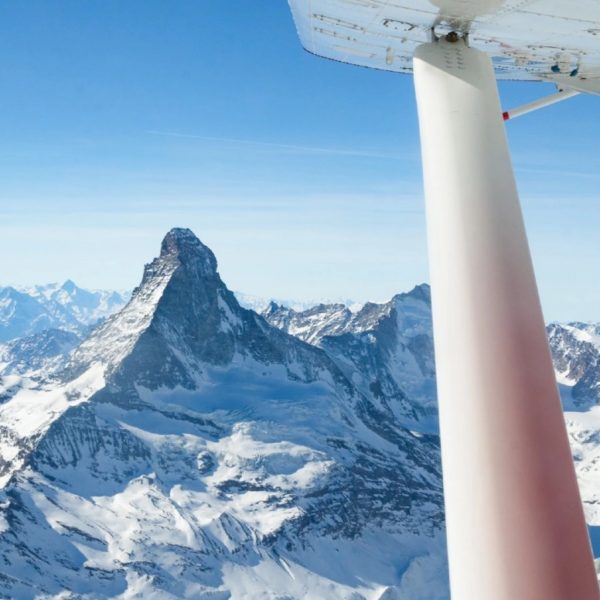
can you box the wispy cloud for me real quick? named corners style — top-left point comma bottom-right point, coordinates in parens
top-left (146, 130), bottom-right (407, 160)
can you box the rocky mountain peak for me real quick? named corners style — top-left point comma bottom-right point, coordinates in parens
top-left (404, 283), bottom-right (431, 304)
top-left (159, 227), bottom-right (218, 277)
top-left (72, 229), bottom-right (341, 386)
top-left (263, 300), bottom-right (280, 314)
top-left (60, 279), bottom-right (78, 294)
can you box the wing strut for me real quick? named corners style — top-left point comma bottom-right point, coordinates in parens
top-left (503, 87), bottom-right (580, 121)
top-left (413, 38), bottom-right (599, 599)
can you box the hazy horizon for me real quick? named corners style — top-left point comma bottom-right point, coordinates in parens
top-left (2, 2), bottom-right (599, 322)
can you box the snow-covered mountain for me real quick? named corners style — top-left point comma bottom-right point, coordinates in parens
top-left (0, 329), bottom-right (81, 376)
top-left (26, 281), bottom-right (129, 327)
top-left (547, 322), bottom-right (600, 551)
top-left (264, 299), bottom-right (600, 566)
top-left (549, 322), bottom-right (600, 410)
top-left (0, 281), bottom-right (128, 343)
top-left (0, 287), bottom-right (65, 343)
top-left (234, 291), bottom-right (362, 315)
top-left (263, 285), bottom-right (438, 430)
top-left (0, 229), bottom-right (447, 599)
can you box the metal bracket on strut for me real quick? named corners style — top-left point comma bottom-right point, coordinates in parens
top-left (430, 21), bottom-right (470, 45)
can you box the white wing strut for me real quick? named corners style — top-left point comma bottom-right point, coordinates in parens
top-left (503, 88), bottom-right (581, 121)
top-left (414, 39), bottom-right (598, 599)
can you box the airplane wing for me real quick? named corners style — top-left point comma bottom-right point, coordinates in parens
top-left (288, 0), bottom-right (600, 93)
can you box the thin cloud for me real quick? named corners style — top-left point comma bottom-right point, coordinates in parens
top-left (146, 130), bottom-right (407, 160)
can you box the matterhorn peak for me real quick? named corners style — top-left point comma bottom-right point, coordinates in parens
top-left (74, 228), bottom-right (265, 375)
top-left (159, 227), bottom-right (218, 277)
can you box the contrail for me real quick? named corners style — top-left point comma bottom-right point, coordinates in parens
top-left (146, 130), bottom-right (404, 160)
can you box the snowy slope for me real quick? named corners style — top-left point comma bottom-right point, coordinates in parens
top-left (0, 229), bottom-right (447, 600)
top-left (565, 406), bottom-right (600, 525)
top-left (0, 329), bottom-right (81, 376)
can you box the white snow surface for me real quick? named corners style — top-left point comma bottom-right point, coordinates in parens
top-left (566, 405), bottom-right (600, 525)
top-left (0, 363), bottom-right (105, 487)
top-left (72, 261), bottom-right (177, 370)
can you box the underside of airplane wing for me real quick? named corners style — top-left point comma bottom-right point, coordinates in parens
top-left (288, 0), bottom-right (600, 94)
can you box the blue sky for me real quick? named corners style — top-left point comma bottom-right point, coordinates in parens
top-left (1, 1), bottom-right (599, 321)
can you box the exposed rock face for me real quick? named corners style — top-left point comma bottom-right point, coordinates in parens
top-left (263, 301), bottom-right (355, 346)
top-left (0, 229), bottom-right (447, 600)
top-left (548, 322), bottom-right (600, 409)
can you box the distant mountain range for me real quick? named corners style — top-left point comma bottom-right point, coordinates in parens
top-left (0, 228), bottom-right (597, 599)
top-left (234, 291), bottom-right (364, 315)
top-left (0, 281), bottom-right (129, 343)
